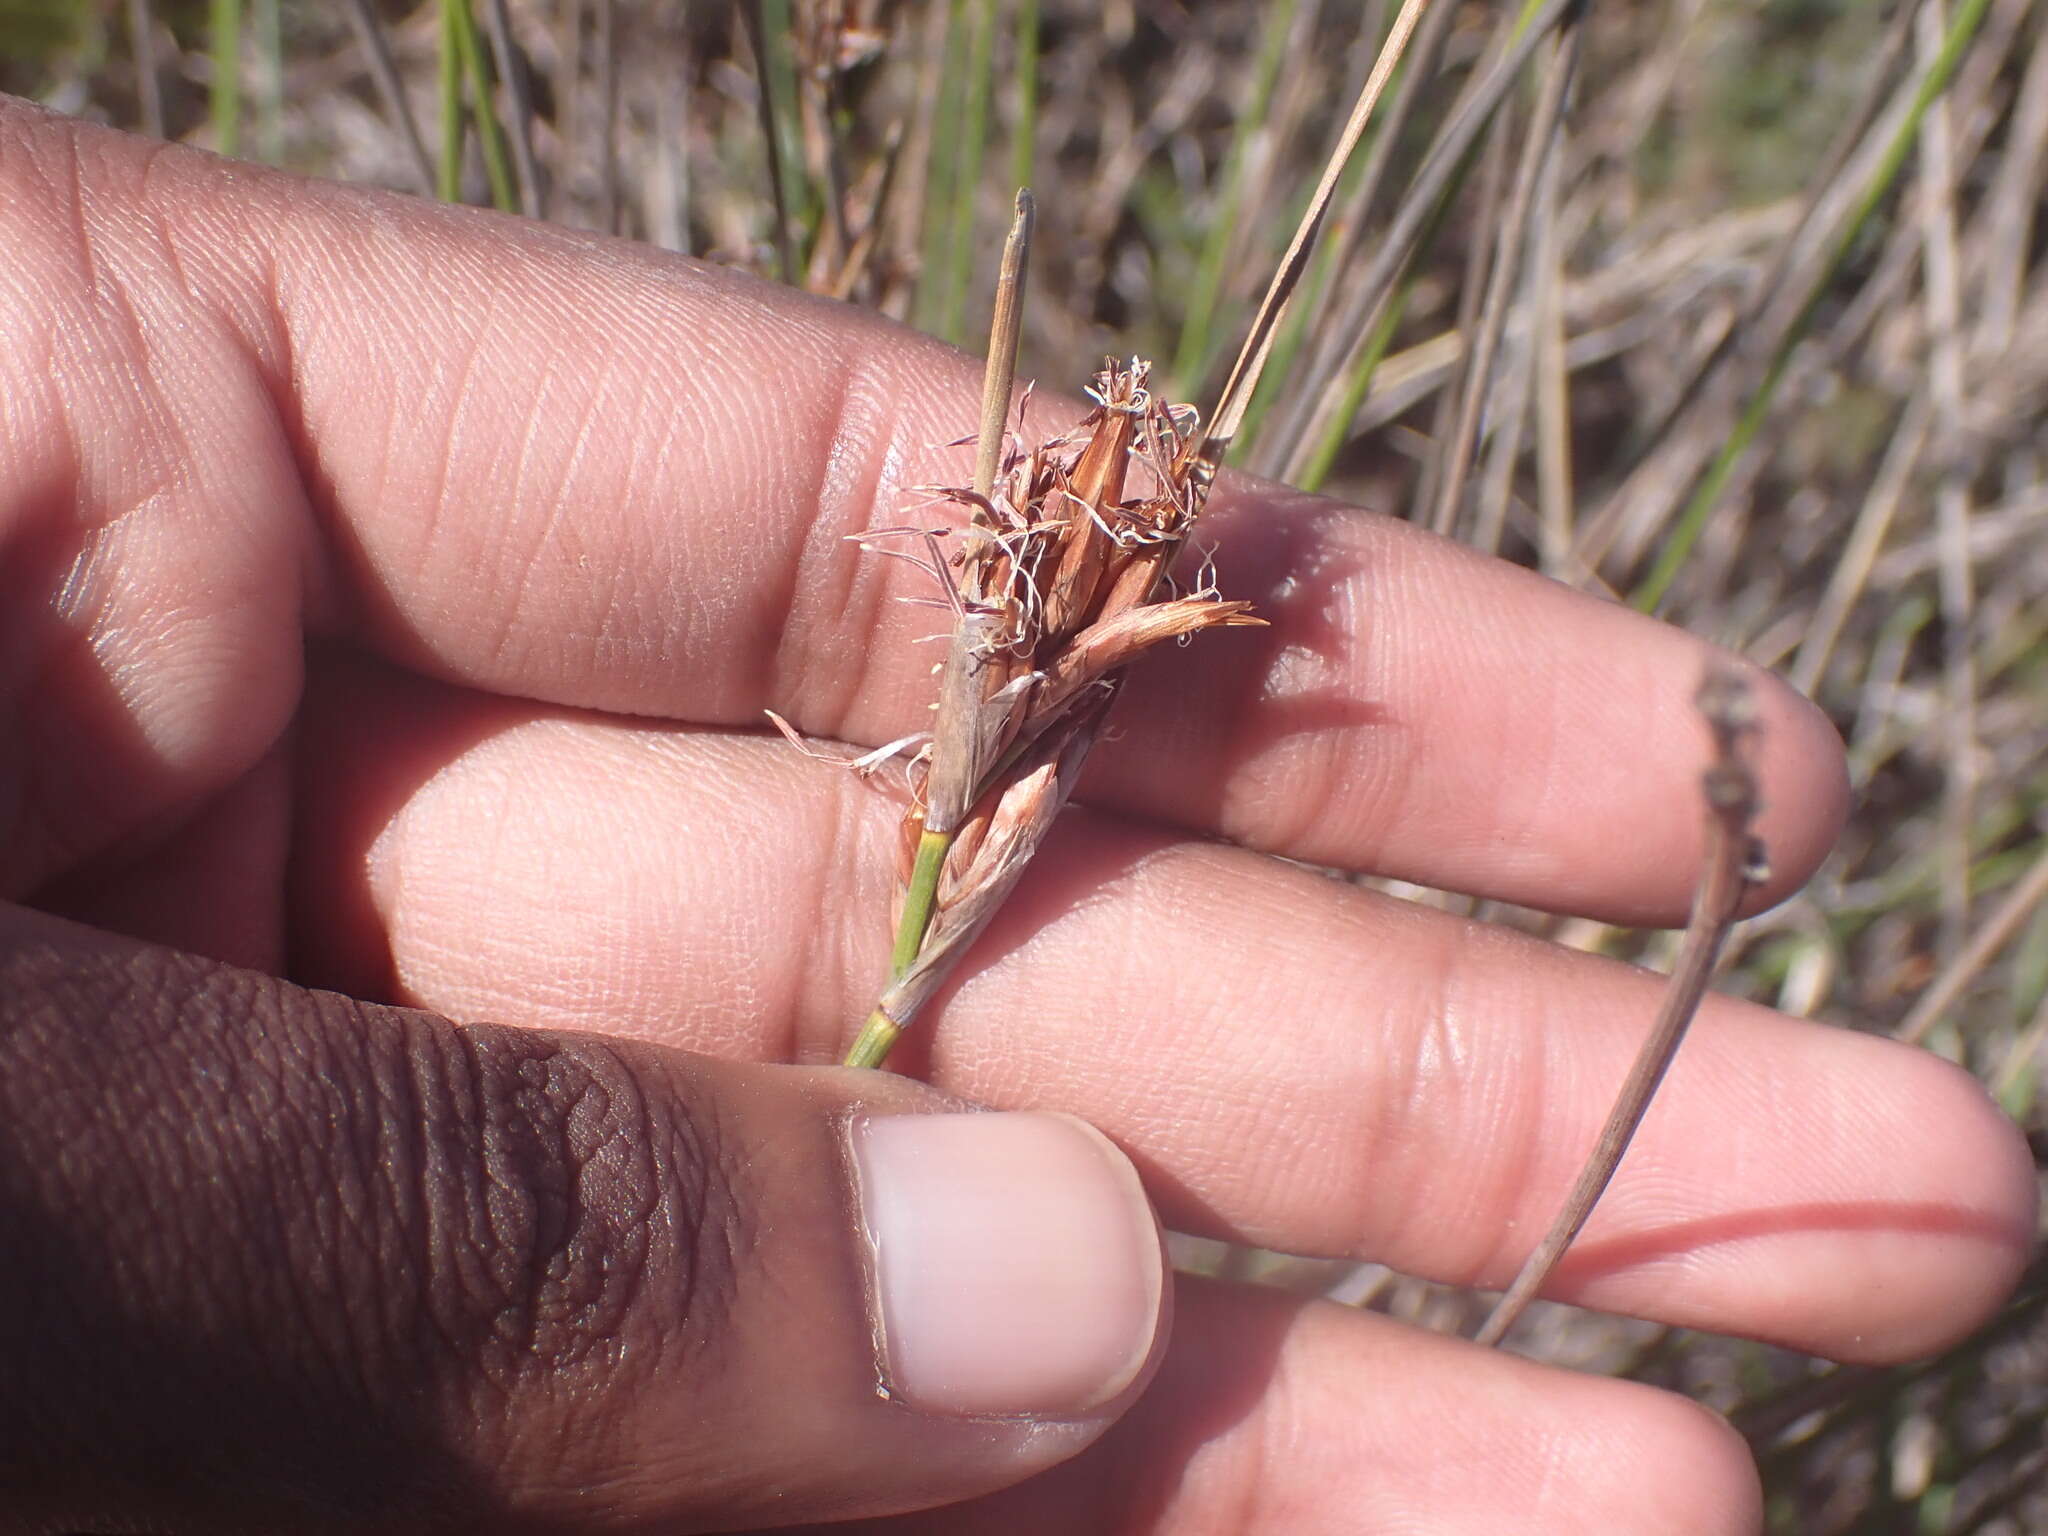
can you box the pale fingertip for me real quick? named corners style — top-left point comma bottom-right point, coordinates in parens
top-left (1819, 1042), bottom-right (2037, 1363)
top-left (1584, 1381), bottom-right (1764, 1535)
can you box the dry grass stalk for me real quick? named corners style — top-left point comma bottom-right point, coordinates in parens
top-left (1269, 0), bottom-right (1582, 485)
top-left (1474, 663), bottom-right (1768, 1347)
top-left (126, 0), bottom-right (165, 141)
top-left (1897, 839), bottom-right (2048, 1049)
top-left (481, 0), bottom-right (542, 218)
top-left (343, 0), bottom-right (436, 196)
top-left (1916, 0), bottom-right (1978, 966)
top-left (1426, 14), bottom-right (1582, 538)
top-left (737, 0), bottom-right (792, 278)
top-left (592, 0), bottom-right (620, 232)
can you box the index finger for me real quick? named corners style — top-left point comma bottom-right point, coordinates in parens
top-left (11, 104), bottom-right (1842, 921)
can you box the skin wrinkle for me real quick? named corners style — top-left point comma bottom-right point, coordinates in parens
top-left (370, 1025), bottom-right (463, 1378)
top-left (505, 342), bottom-right (587, 641)
top-left (1184, 527), bottom-right (1411, 869)
top-left (386, 1016), bottom-right (713, 1477)
top-left (0, 130), bottom-right (308, 901)
top-left (1332, 904), bottom-right (1451, 1268)
top-left (263, 992), bottom-right (396, 1404)
top-left (1218, 642), bottom-right (1357, 859)
top-left (490, 1041), bottom-right (585, 1362)
top-left (136, 140), bottom-right (209, 311)
top-left (764, 345), bottom-right (877, 736)
top-left (1456, 924), bottom-right (1569, 1285)
top-left (449, 1025), bottom-right (533, 1371)
top-left (438, 308), bottom-right (529, 678)
top-left (135, 957), bottom-right (391, 1398)
top-left (83, 950), bottom-right (223, 1316)
top-left (371, 1016), bottom-right (472, 1388)
top-left (1473, 610), bottom-right (1571, 873)
top-left (57, 129), bottom-right (102, 303)
top-left (487, 409), bottom-right (602, 685)
top-left (298, 281), bottom-right (463, 646)
top-left (784, 348), bottom-right (907, 742)
top-left (293, 1014), bottom-right (386, 1386)
top-left (800, 756), bottom-right (876, 1064)
top-left (214, 224), bottom-right (350, 642)
top-left (376, 1000), bottom-right (471, 1383)
top-left (1126, 858), bottom-right (1463, 1276)
top-left (1348, 551), bottom-right (1474, 869)
top-left (153, 963), bottom-right (262, 1312)
top-left (42, 197), bottom-right (163, 556)
top-left (599, 363), bottom-right (704, 683)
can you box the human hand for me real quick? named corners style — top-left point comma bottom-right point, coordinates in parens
top-left (0, 101), bottom-right (2030, 1533)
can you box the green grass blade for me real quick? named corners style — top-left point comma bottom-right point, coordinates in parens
top-left (448, 0), bottom-right (517, 212)
top-left (737, 0), bottom-right (796, 279)
top-left (1009, 0), bottom-right (1040, 195)
top-left (758, 0), bottom-right (817, 274)
top-left (914, 2), bottom-right (967, 335)
top-left (938, 0), bottom-right (999, 344)
top-left (209, 0), bottom-right (241, 156)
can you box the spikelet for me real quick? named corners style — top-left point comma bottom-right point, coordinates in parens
top-left (845, 358), bottom-right (1263, 1066)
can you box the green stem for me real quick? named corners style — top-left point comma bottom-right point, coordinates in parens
top-left (1009, 0), bottom-right (1039, 195)
top-left (890, 828), bottom-right (953, 977)
top-left (939, 0), bottom-right (999, 344)
top-left (844, 827), bottom-right (954, 1069)
top-left (448, 0), bottom-right (517, 212)
top-left (756, 0), bottom-right (814, 273)
top-left (843, 1010), bottom-right (903, 1070)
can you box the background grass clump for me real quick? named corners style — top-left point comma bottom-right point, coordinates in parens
top-left (7, 1), bottom-right (2046, 1529)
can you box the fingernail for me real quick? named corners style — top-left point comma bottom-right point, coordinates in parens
top-left (850, 1110), bottom-right (1164, 1417)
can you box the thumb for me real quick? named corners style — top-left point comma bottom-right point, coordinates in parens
top-left (0, 905), bottom-right (1167, 1532)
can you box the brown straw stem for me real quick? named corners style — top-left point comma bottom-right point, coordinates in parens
top-left (1474, 664), bottom-right (1767, 1348)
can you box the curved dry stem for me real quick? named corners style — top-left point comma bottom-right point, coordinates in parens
top-left (1475, 664), bottom-right (1767, 1348)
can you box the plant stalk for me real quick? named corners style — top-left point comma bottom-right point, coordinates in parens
top-left (846, 191), bottom-right (1033, 1069)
